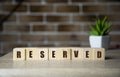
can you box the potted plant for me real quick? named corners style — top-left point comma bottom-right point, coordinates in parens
top-left (89, 16), bottom-right (112, 50)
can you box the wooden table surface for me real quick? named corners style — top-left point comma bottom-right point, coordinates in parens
top-left (0, 49), bottom-right (120, 77)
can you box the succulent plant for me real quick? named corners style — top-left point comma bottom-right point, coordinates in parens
top-left (89, 16), bottom-right (112, 36)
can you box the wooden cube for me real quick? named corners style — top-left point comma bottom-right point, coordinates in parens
top-left (13, 48), bottom-right (26, 61)
top-left (60, 48), bottom-right (71, 60)
top-left (26, 48), bottom-right (38, 61)
top-left (71, 48), bottom-right (83, 60)
top-left (37, 48), bottom-right (49, 60)
top-left (82, 48), bottom-right (94, 60)
top-left (93, 48), bottom-right (105, 60)
top-left (49, 48), bottom-right (71, 60)
top-left (49, 48), bottom-right (58, 60)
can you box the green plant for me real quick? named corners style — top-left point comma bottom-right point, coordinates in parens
top-left (89, 16), bottom-right (112, 36)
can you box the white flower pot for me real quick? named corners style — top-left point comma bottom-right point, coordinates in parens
top-left (89, 36), bottom-right (110, 50)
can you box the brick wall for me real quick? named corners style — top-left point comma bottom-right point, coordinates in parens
top-left (0, 0), bottom-right (120, 54)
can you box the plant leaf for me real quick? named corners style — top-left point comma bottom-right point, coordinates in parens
top-left (105, 23), bottom-right (112, 35)
top-left (95, 19), bottom-right (100, 34)
top-left (102, 16), bottom-right (107, 29)
top-left (88, 16), bottom-right (111, 36)
top-left (101, 23), bottom-right (111, 35)
top-left (90, 30), bottom-right (99, 36)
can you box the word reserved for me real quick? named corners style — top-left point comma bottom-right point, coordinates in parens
top-left (13, 47), bottom-right (105, 61)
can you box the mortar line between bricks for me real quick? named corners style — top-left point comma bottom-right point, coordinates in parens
top-left (15, 13), bottom-right (74, 16)
top-left (43, 13), bottom-right (47, 24)
top-left (1, 12), bottom-right (95, 15)
top-left (79, 4), bottom-right (83, 15)
top-left (15, 12), bottom-right (120, 16)
top-left (16, 13), bottom-right (19, 24)
top-left (0, 31), bottom-right (89, 35)
top-left (12, 0), bottom-right (15, 4)
top-left (41, 0), bottom-right (46, 5)
top-left (0, 43), bottom-right (3, 54)
top-left (29, 23), bottom-right (33, 34)
top-left (17, 33), bottom-right (22, 44)
top-left (54, 23), bottom-right (58, 32)
top-left (2, 22), bottom-right (91, 26)
top-left (7, 41), bottom-right (86, 44)
top-left (69, 14), bottom-right (73, 24)
top-left (68, 0), bottom-right (72, 4)
top-left (3, 21), bottom-right (120, 26)
top-left (53, 4), bottom-right (57, 13)
top-left (27, 3), bottom-right (31, 15)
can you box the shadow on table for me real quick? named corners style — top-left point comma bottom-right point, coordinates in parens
top-left (105, 56), bottom-right (117, 60)
top-left (0, 54), bottom-right (6, 57)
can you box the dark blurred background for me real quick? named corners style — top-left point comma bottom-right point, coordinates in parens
top-left (0, 0), bottom-right (120, 54)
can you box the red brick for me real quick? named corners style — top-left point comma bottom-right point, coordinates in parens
top-left (0, 34), bottom-right (18, 42)
top-left (7, 15), bottom-right (16, 22)
top-left (55, 42), bottom-right (89, 47)
top-left (83, 5), bottom-right (108, 13)
top-left (2, 4), bottom-right (27, 12)
top-left (58, 24), bottom-right (81, 31)
top-left (83, 25), bottom-right (90, 31)
top-left (20, 34), bottom-right (45, 42)
top-left (75, 35), bottom-right (89, 41)
top-left (0, 14), bottom-right (6, 20)
top-left (99, 14), bottom-right (120, 22)
top-left (0, 25), bottom-right (3, 32)
top-left (112, 24), bottom-right (120, 31)
top-left (47, 34), bottom-right (88, 41)
top-left (111, 35), bottom-right (120, 42)
top-left (56, 5), bottom-right (79, 13)
top-left (15, 0), bottom-right (41, 3)
top-left (109, 5), bottom-right (120, 12)
top-left (73, 15), bottom-right (96, 22)
top-left (110, 43), bottom-right (120, 49)
top-left (46, 0), bottom-right (68, 3)
top-left (46, 15), bottom-right (69, 22)
top-left (72, 0), bottom-right (95, 2)
top-left (98, 0), bottom-right (120, 2)
top-left (0, 0), bottom-right (12, 2)
top-left (54, 43), bottom-right (81, 47)
top-left (30, 5), bottom-right (53, 12)
top-left (33, 25), bottom-right (55, 31)
top-left (30, 43), bottom-right (55, 47)
top-left (47, 35), bottom-right (71, 41)
top-left (19, 15), bottom-right (43, 22)
top-left (4, 25), bottom-right (30, 32)
top-left (0, 14), bottom-right (16, 22)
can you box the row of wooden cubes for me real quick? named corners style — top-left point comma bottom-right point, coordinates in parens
top-left (13, 47), bottom-right (105, 61)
